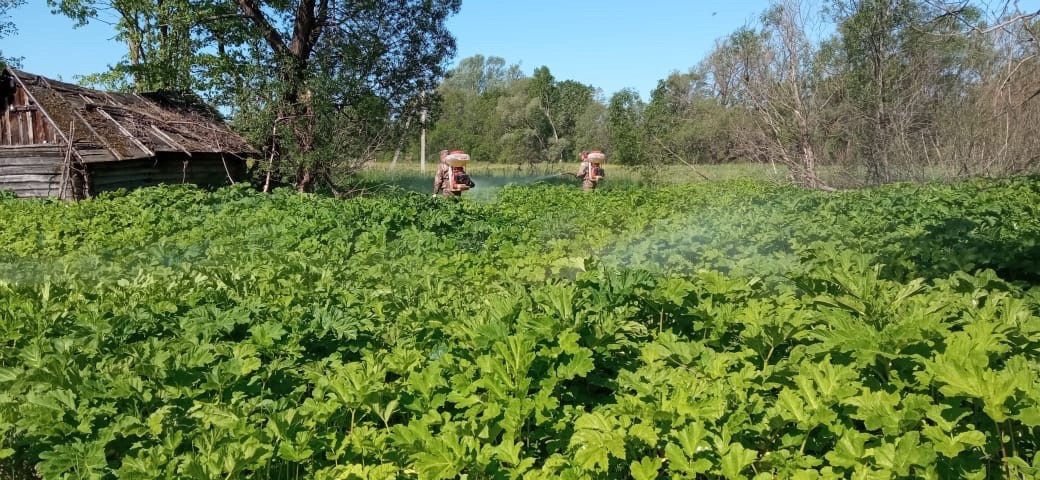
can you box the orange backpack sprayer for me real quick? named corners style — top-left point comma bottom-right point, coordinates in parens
top-left (444, 150), bottom-right (474, 192)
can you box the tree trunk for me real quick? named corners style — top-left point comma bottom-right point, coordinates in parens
top-left (391, 116), bottom-right (412, 169)
top-left (296, 167), bottom-right (313, 192)
top-left (542, 105), bottom-right (561, 162)
top-left (236, 0), bottom-right (327, 190)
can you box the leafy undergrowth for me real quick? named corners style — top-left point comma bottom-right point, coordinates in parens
top-left (0, 178), bottom-right (1039, 479)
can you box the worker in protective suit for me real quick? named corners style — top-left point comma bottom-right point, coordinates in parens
top-left (433, 149), bottom-right (475, 198)
top-left (576, 150), bottom-right (606, 191)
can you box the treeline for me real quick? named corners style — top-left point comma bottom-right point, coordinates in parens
top-left (420, 0), bottom-right (1040, 188)
top-left (3, 0), bottom-right (1038, 190)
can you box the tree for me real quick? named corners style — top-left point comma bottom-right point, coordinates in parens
top-left (430, 57), bottom-right (606, 165)
top-left (926, 8), bottom-right (1040, 177)
top-left (644, 70), bottom-right (736, 167)
top-left (572, 96), bottom-right (610, 158)
top-left (223, 0), bottom-right (460, 192)
top-left (607, 88), bottom-right (645, 165)
top-left (825, 0), bottom-right (974, 184)
top-left (525, 67), bottom-right (597, 163)
top-left (922, 0), bottom-right (1039, 34)
top-left (0, 0), bottom-right (26, 67)
top-left (440, 54), bottom-right (523, 95)
top-left (495, 77), bottom-right (545, 164)
top-left (757, 0), bottom-right (830, 188)
top-left (430, 55), bottom-right (524, 163)
top-left (554, 80), bottom-right (598, 161)
top-left (528, 66), bottom-right (563, 162)
top-left (914, 1), bottom-right (1040, 177)
top-left (476, 66), bottom-right (599, 165)
top-left (49, 0), bottom-right (460, 192)
top-left (47, 0), bottom-right (229, 91)
top-left (704, 0), bottom-right (832, 189)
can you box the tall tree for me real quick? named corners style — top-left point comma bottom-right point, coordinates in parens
top-left (644, 70), bottom-right (735, 167)
top-left (607, 88), bottom-right (645, 165)
top-left (925, 6), bottom-right (1040, 176)
top-left (912, 1), bottom-right (1040, 176)
top-left (48, 0), bottom-right (460, 192)
top-left (757, 0), bottom-right (830, 188)
top-left (528, 66), bottom-right (563, 161)
top-left (572, 95), bottom-right (609, 158)
top-left (430, 55), bottom-right (523, 163)
top-left (554, 79), bottom-right (597, 161)
top-left (228, 0), bottom-right (460, 191)
top-left (48, 0), bottom-right (227, 91)
top-left (495, 77), bottom-right (546, 164)
top-left (431, 57), bottom-right (605, 165)
top-left (492, 67), bottom-right (601, 164)
top-left (440, 54), bottom-right (523, 95)
top-left (704, 0), bottom-right (833, 189)
top-left (0, 0), bottom-right (26, 67)
top-left (523, 67), bottom-right (596, 163)
top-left (826, 0), bottom-right (971, 183)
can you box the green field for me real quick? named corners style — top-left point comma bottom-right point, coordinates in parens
top-left (1, 177), bottom-right (1039, 479)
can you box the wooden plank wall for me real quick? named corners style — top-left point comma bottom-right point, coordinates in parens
top-left (1, 149), bottom-right (247, 199)
top-left (1, 86), bottom-right (59, 146)
top-left (87, 154), bottom-right (246, 193)
top-left (0, 145), bottom-right (70, 198)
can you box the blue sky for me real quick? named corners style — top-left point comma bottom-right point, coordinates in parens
top-left (6, 0), bottom-right (779, 99)
top-left (445, 0), bottom-right (776, 98)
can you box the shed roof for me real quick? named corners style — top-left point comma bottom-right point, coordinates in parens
top-left (4, 67), bottom-right (257, 162)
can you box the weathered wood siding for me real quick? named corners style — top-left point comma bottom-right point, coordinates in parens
top-left (2, 81), bottom-right (59, 146)
top-left (87, 153), bottom-right (246, 194)
top-left (1, 147), bottom-right (245, 199)
top-left (0, 145), bottom-right (80, 199)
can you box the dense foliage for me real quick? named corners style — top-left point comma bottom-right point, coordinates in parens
top-left (47, 0), bottom-right (461, 191)
top-left (422, 1), bottom-right (1039, 187)
top-left (1, 177), bottom-right (1039, 479)
top-left (0, 0), bottom-right (26, 66)
top-left (32, 1), bottom-right (1038, 187)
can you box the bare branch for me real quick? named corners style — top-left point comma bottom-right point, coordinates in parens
top-left (235, 0), bottom-right (291, 58)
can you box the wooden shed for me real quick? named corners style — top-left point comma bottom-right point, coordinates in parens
top-left (0, 66), bottom-right (256, 199)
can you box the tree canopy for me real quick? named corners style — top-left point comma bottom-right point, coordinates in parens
top-left (49, 0), bottom-right (461, 192)
top-left (0, 0), bottom-right (26, 66)
top-left (41, 0), bottom-right (1040, 189)
top-left (429, 0), bottom-right (1038, 187)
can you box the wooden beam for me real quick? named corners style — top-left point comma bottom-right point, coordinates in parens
top-left (95, 107), bottom-right (154, 157)
top-left (100, 90), bottom-right (120, 106)
top-left (7, 72), bottom-right (86, 164)
top-left (58, 123), bottom-right (75, 200)
top-left (95, 101), bottom-right (171, 126)
top-left (74, 149), bottom-right (119, 163)
top-left (3, 105), bottom-right (11, 145)
top-left (150, 125), bottom-right (192, 157)
top-left (70, 107), bottom-right (123, 161)
top-left (134, 93), bottom-right (172, 120)
top-left (0, 187), bottom-right (63, 198)
top-left (2, 174), bottom-right (61, 182)
top-left (0, 144), bottom-right (62, 152)
top-left (25, 110), bottom-right (33, 143)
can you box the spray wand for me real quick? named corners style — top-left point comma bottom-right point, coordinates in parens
top-left (525, 172), bottom-right (579, 183)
